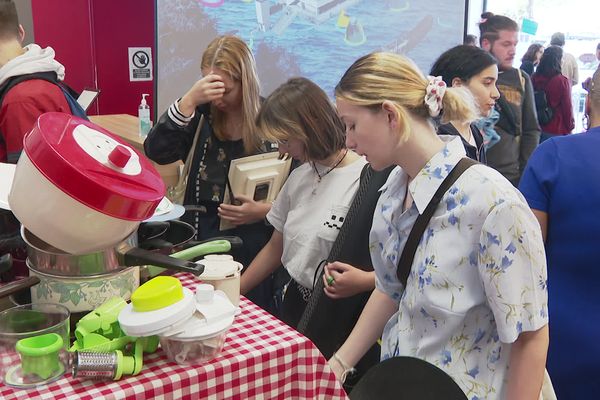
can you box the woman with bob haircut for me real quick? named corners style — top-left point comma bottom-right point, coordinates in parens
top-left (331, 52), bottom-right (549, 399)
top-left (145, 35), bottom-right (275, 306)
top-left (430, 44), bottom-right (501, 162)
top-left (240, 77), bottom-right (368, 326)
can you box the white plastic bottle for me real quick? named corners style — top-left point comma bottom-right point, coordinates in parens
top-left (138, 93), bottom-right (151, 137)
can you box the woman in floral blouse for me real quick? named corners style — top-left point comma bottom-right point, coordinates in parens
top-left (330, 53), bottom-right (549, 399)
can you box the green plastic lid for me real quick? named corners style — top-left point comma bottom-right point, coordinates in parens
top-left (131, 276), bottom-right (183, 312)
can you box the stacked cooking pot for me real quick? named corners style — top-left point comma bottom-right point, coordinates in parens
top-left (2, 112), bottom-right (204, 316)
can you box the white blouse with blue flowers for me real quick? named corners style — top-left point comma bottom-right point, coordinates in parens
top-left (372, 137), bottom-right (548, 400)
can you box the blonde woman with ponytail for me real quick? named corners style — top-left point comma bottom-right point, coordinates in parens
top-left (330, 52), bottom-right (549, 400)
top-left (145, 35), bottom-right (276, 307)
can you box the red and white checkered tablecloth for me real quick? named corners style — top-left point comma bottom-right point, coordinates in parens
top-left (0, 272), bottom-right (349, 400)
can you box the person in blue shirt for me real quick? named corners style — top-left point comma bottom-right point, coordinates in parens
top-left (519, 68), bottom-right (600, 399)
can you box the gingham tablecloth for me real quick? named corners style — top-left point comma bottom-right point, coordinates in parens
top-left (0, 272), bottom-right (348, 399)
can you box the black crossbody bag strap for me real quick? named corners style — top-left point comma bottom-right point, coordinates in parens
top-left (396, 158), bottom-right (477, 285)
top-left (297, 163), bottom-right (373, 332)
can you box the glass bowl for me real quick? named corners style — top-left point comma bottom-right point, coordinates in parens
top-left (0, 303), bottom-right (70, 388)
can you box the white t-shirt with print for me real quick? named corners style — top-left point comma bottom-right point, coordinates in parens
top-left (267, 156), bottom-right (367, 289)
top-left (371, 137), bottom-right (548, 399)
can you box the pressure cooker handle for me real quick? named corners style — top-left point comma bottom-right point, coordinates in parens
top-left (118, 247), bottom-right (205, 276)
top-left (0, 276), bottom-right (41, 299)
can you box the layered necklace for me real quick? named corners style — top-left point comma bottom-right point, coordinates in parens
top-left (310, 148), bottom-right (348, 195)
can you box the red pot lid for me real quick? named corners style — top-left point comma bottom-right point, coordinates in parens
top-left (23, 112), bottom-right (165, 221)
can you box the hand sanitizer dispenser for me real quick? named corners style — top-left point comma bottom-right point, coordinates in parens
top-left (138, 94), bottom-right (151, 137)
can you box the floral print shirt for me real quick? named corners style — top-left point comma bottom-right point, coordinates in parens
top-left (371, 137), bottom-right (548, 400)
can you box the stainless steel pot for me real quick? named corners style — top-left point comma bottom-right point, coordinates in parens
top-left (22, 227), bottom-right (138, 277)
top-left (21, 226), bottom-right (204, 277)
top-left (0, 239), bottom-right (239, 303)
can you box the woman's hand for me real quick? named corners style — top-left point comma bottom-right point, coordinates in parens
top-left (323, 262), bottom-right (375, 299)
top-left (178, 74), bottom-right (225, 116)
top-left (328, 356), bottom-right (346, 383)
top-left (218, 195), bottom-right (271, 226)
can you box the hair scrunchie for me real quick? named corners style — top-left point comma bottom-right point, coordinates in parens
top-left (424, 75), bottom-right (447, 118)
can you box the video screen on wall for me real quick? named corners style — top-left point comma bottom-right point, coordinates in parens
top-left (156, 0), bottom-right (466, 115)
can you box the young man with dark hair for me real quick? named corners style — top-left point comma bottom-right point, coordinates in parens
top-left (550, 31), bottom-right (579, 87)
top-left (479, 12), bottom-right (541, 186)
top-left (0, 0), bottom-right (70, 163)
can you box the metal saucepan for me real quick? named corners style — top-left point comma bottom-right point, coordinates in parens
top-left (21, 226), bottom-right (204, 277)
top-left (0, 239), bottom-right (238, 303)
top-left (138, 220), bottom-right (243, 256)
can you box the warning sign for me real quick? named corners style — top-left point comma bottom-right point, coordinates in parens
top-left (128, 47), bottom-right (153, 82)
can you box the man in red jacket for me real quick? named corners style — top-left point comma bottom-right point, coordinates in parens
top-left (0, 0), bottom-right (71, 280)
top-left (0, 0), bottom-right (70, 163)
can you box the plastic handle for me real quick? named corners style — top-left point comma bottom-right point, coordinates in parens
top-left (108, 145), bottom-right (131, 168)
top-left (144, 240), bottom-right (232, 279)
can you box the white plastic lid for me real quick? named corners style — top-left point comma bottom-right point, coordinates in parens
top-left (198, 255), bottom-right (242, 280)
top-left (165, 285), bottom-right (236, 340)
top-left (118, 287), bottom-right (195, 337)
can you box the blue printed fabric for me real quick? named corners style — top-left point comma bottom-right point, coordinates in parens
top-left (371, 137), bottom-right (548, 399)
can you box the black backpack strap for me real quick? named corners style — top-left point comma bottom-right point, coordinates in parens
top-left (396, 158), bottom-right (477, 286)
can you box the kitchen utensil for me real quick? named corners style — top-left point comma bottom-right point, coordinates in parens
top-left (0, 239), bottom-right (226, 318)
top-left (27, 262), bottom-right (139, 313)
top-left (0, 303), bottom-right (70, 388)
top-left (71, 339), bottom-right (145, 380)
top-left (144, 238), bottom-right (239, 279)
top-left (159, 285), bottom-right (236, 366)
top-left (137, 221), bottom-right (170, 244)
top-left (195, 255), bottom-right (243, 306)
top-left (21, 226), bottom-right (204, 277)
top-left (143, 197), bottom-right (185, 223)
top-left (118, 276), bottom-right (196, 337)
top-left (8, 112), bottom-right (165, 254)
top-left (22, 227), bottom-right (138, 277)
top-left (15, 333), bottom-right (63, 380)
top-left (138, 220), bottom-right (196, 254)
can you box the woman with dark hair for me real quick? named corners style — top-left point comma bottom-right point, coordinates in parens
top-left (430, 44), bottom-right (500, 162)
top-left (532, 45), bottom-right (574, 142)
top-left (520, 43), bottom-right (544, 75)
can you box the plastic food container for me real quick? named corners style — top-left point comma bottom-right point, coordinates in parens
top-left (0, 303), bottom-right (70, 388)
top-left (159, 284), bottom-right (235, 365)
top-left (197, 255), bottom-right (243, 306)
top-left (159, 327), bottom-right (228, 366)
top-left (8, 112), bottom-right (165, 254)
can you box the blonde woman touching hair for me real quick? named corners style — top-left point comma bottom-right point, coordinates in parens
top-left (145, 35), bottom-right (275, 306)
top-left (330, 53), bottom-right (549, 400)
